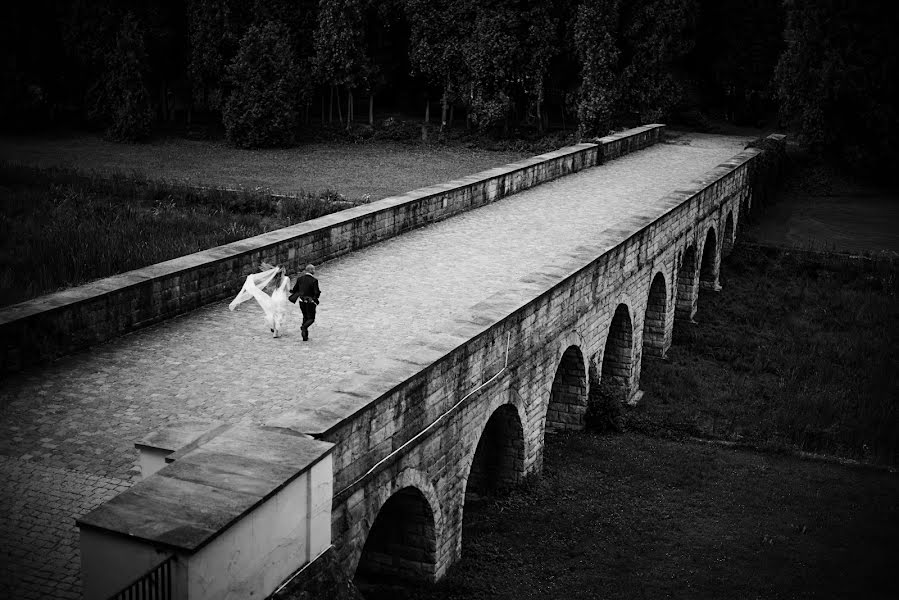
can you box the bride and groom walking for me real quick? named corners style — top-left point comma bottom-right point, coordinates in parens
top-left (228, 262), bottom-right (321, 341)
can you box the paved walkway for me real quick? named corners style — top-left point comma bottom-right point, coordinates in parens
top-left (0, 133), bottom-right (750, 599)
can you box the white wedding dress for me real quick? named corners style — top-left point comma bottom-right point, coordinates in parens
top-left (228, 265), bottom-right (295, 338)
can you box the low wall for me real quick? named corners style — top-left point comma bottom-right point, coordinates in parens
top-left (0, 124), bottom-right (664, 374)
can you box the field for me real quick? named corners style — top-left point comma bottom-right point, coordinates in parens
top-left (0, 136), bottom-right (527, 307)
top-left (634, 244), bottom-right (899, 465)
top-left (0, 134), bottom-right (528, 199)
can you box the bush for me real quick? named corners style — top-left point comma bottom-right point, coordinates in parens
top-left (223, 21), bottom-right (302, 148)
top-left (586, 380), bottom-right (626, 433)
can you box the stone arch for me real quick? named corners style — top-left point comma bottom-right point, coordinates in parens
top-left (722, 211), bottom-right (735, 257)
top-left (675, 244), bottom-right (697, 320)
top-left (464, 403), bottom-right (525, 502)
top-left (546, 345), bottom-right (588, 431)
top-left (354, 484), bottom-right (439, 587)
top-left (600, 303), bottom-right (634, 400)
top-left (641, 272), bottom-right (667, 359)
top-left (351, 469), bottom-right (446, 587)
top-left (699, 227), bottom-right (719, 288)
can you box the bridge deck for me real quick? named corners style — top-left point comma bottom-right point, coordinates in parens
top-left (0, 132), bottom-right (751, 598)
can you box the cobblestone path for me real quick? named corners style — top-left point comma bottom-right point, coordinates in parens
top-left (0, 133), bottom-right (750, 599)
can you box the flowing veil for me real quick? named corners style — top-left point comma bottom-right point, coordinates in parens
top-left (229, 265), bottom-right (296, 337)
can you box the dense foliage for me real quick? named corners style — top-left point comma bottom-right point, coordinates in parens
top-left (2, 0), bottom-right (896, 170)
top-left (774, 0), bottom-right (899, 175)
top-left (222, 22), bottom-right (302, 147)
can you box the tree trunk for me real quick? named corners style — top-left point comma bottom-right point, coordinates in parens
top-left (347, 89), bottom-right (353, 129)
top-left (449, 104), bottom-right (454, 128)
top-left (321, 90), bottom-right (325, 125)
top-left (536, 92), bottom-right (543, 133)
top-left (369, 94), bottom-right (374, 125)
top-left (441, 86), bottom-right (448, 131)
top-left (329, 85), bottom-right (334, 124)
top-left (336, 85), bottom-right (343, 125)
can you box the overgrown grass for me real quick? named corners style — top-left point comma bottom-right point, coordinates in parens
top-left (364, 433), bottom-right (899, 599)
top-left (0, 162), bottom-right (361, 307)
top-left (633, 243), bottom-right (899, 465)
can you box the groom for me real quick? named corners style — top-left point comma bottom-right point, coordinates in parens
top-left (289, 263), bottom-right (321, 341)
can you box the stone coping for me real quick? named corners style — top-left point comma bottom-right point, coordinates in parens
top-left (267, 135), bottom-right (784, 445)
top-left (133, 421), bottom-right (226, 454)
top-left (78, 424), bottom-right (333, 553)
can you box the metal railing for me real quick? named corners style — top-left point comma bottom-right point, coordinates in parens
top-left (110, 555), bottom-right (175, 600)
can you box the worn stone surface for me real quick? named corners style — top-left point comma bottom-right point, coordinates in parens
top-left (0, 131), bottom-right (773, 598)
top-left (79, 425), bottom-right (332, 552)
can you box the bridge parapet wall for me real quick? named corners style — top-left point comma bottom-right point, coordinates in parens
top-left (0, 125), bottom-right (663, 374)
top-left (268, 134), bottom-right (787, 581)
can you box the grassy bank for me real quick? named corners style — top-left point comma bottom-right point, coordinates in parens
top-left (0, 162), bottom-right (359, 307)
top-left (633, 243), bottom-right (899, 465)
top-left (368, 432), bottom-right (899, 600)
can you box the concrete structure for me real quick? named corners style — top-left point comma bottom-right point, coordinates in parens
top-left (79, 425), bottom-right (333, 600)
top-left (0, 128), bottom-right (785, 599)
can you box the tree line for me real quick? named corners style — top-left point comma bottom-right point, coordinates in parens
top-left (2, 0), bottom-right (897, 174)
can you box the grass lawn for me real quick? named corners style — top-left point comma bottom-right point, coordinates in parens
top-left (633, 244), bottom-right (899, 465)
top-left (0, 134), bottom-right (529, 199)
top-left (371, 432), bottom-right (899, 600)
top-left (743, 148), bottom-right (899, 255)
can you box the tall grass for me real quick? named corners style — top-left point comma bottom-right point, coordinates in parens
top-left (635, 244), bottom-right (899, 465)
top-left (0, 162), bottom-right (361, 307)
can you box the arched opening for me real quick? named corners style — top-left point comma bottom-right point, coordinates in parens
top-left (600, 304), bottom-right (634, 401)
top-left (675, 245), bottom-right (697, 320)
top-left (546, 345), bottom-right (587, 432)
top-left (722, 212), bottom-right (735, 257)
top-left (465, 404), bottom-right (525, 503)
top-left (641, 273), bottom-right (667, 360)
top-left (700, 227), bottom-right (719, 288)
top-left (355, 487), bottom-right (437, 590)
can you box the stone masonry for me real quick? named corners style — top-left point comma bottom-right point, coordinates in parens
top-left (271, 134), bottom-right (786, 582)
top-left (0, 130), bottom-right (783, 598)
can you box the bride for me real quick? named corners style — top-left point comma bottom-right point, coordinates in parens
top-left (228, 263), bottom-right (295, 338)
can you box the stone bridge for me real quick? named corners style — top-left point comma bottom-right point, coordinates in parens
top-left (0, 126), bottom-right (785, 599)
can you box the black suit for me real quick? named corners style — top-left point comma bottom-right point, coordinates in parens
top-left (289, 273), bottom-right (321, 339)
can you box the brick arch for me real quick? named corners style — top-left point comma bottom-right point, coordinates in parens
top-left (641, 272), bottom-right (667, 359)
top-left (464, 403), bottom-right (525, 502)
top-left (722, 211), bottom-right (735, 257)
top-left (675, 244), bottom-right (697, 320)
top-left (700, 226), bottom-right (719, 286)
top-left (600, 303), bottom-right (634, 400)
top-left (545, 345), bottom-right (588, 431)
top-left (352, 470), bottom-right (443, 585)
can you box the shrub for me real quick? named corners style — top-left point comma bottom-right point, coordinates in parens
top-left (586, 379), bottom-right (626, 433)
top-left (223, 21), bottom-right (302, 148)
